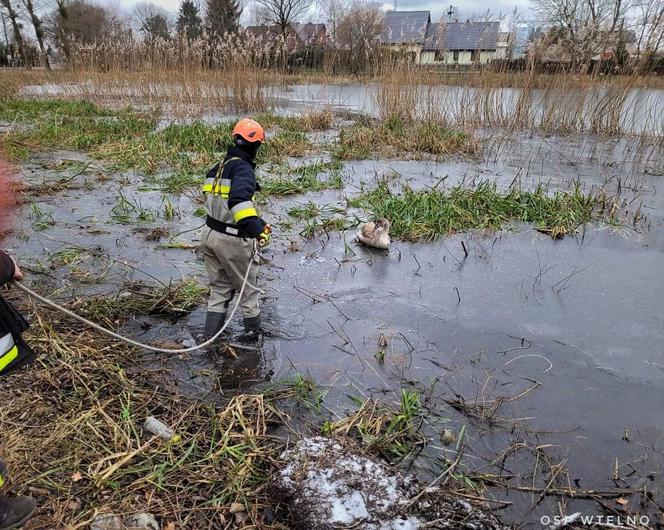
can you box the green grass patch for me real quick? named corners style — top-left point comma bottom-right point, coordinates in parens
top-left (351, 182), bottom-right (602, 240)
top-left (287, 201), bottom-right (350, 238)
top-left (0, 100), bottom-right (314, 193)
top-left (0, 99), bottom-right (155, 159)
top-left (336, 119), bottom-right (478, 160)
top-left (257, 110), bottom-right (333, 132)
top-left (261, 160), bottom-right (343, 195)
top-left (0, 99), bottom-right (109, 121)
top-left (99, 124), bottom-right (311, 192)
top-left (323, 390), bottom-right (425, 461)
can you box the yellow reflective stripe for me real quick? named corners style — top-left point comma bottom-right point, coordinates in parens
top-left (233, 207), bottom-right (258, 222)
top-left (0, 345), bottom-right (18, 372)
top-left (231, 201), bottom-right (258, 222)
top-left (0, 473), bottom-right (4, 487)
top-left (203, 184), bottom-right (230, 196)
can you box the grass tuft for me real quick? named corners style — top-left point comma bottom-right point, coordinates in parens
top-left (336, 120), bottom-right (477, 160)
top-left (261, 160), bottom-right (343, 195)
top-left (257, 109), bottom-right (333, 132)
top-left (323, 390), bottom-right (425, 461)
top-left (66, 279), bottom-right (208, 328)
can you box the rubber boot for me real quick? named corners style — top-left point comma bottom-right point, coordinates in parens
top-left (204, 312), bottom-right (227, 340)
top-left (240, 314), bottom-right (262, 343)
top-left (0, 495), bottom-right (37, 530)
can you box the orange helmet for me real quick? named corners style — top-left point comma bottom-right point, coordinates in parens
top-left (233, 118), bottom-right (265, 144)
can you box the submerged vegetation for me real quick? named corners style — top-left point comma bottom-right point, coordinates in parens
top-left (351, 182), bottom-right (606, 240)
top-left (261, 160), bottom-right (344, 195)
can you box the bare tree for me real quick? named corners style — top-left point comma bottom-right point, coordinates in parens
top-left (336, 1), bottom-right (382, 73)
top-left (635, 0), bottom-right (664, 60)
top-left (49, 0), bottom-right (112, 50)
top-left (21, 0), bottom-right (50, 68)
top-left (531, 0), bottom-right (634, 69)
top-left (317, 0), bottom-right (349, 44)
top-left (0, 0), bottom-right (29, 68)
top-left (254, 0), bottom-right (313, 35)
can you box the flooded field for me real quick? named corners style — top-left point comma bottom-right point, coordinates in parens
top-left (2, 84), bottom-right (663, 529)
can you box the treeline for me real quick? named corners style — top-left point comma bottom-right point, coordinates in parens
top-left (1, 0), bottom-right (663, 75)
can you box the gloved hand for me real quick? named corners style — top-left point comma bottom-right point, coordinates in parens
top-left (257, 224), bottom-right (272, 247)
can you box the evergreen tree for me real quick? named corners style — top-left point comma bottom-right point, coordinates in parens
top-left (142, 13), bottom-right (170, 42)
top-left (206, 0), bottom-right (240, 38)
top-left (176, 0), bottom-right (202, 40)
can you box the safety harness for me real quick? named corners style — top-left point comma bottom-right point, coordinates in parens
top-left (203, 156), bottom-right (258, 238)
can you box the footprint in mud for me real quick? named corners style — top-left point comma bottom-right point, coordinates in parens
top-left (205, 340), bottom-right (281, 391)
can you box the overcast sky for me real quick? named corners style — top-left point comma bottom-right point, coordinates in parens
top-left (116, 0), bottom-right (534, 25)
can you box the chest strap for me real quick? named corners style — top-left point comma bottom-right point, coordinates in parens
top-left (206, 216), bottom-right (246, 238)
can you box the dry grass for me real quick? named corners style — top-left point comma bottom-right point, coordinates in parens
top-left (0, 297), bottom-right (296, 528)
top-left (3, 66), bottom-right (662, 141)
top-left (371, 66), bottom-right (664, 139)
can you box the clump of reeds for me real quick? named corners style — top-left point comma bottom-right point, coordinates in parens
top-left (336, 118), bottom-right (478, 160)
top-left (374, 62), bottom-right (419, 124)
top-left (350, 181), bottom-right (604, 241)
top-left (323, 389), bottom-right (426, 461)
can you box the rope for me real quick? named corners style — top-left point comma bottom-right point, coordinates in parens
top-left (12, 249), bottom-right (255, 354)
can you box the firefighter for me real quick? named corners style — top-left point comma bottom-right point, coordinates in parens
top-left (200, 118), bottom-right (271, 341)
top-left (0, 250), bottom-right (38, 529)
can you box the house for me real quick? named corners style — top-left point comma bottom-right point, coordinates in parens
top-left (379, 11), bottom-right (501, 66)
top-left (292, 23), bottom-right (327, 47)
top-left (381, 10), bottom-right (431, 63)
top-left (245, 25), bottom-right (302, 53)
top-left (495, 31), bottom-right (513, 59)
top-left (421, 21), bottom-right (500, 65)
top-left (512, 24), bottom-right (550, 59)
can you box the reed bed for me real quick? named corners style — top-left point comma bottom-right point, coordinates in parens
top-left (372, 68), bottom-right (664, 139)
top-left (3, 64), bottom-right (662, 141)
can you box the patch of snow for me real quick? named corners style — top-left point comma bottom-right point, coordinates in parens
top-left (330, 490), bottom-right (370, 524)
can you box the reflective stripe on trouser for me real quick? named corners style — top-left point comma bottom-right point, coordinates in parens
top-left (0, 459), bottom-right (6, 487)
top-left (0, 333), bottom-right (18, 373)
top-left (199, 228), bottom-right (260, 319)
